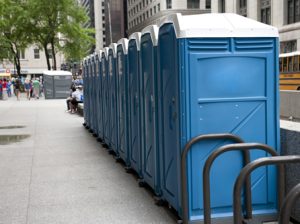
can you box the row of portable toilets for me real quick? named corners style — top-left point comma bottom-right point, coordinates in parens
top-left (82, 13), bottom-right (300, 223)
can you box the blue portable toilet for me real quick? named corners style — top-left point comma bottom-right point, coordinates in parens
top-left (83, 57), bottom-right (90, 128)
top-left (92, 53), bottom-right (98, 136)
top-left (91, 53), bottom-right (97, 135)
top-left (116, 38), bottom-right (130, 166)
top-left (108, 43), bottom-right (118, 153)
top-left (88, 55), bottom-right (95, 133)
top-left (95, 51), bottom-right (103, 140)
top-left (157, 13), bottom-right (279, 222)
top-left (140, 25), bottom-right (160, 195)
top-left (101, 48), bottom-right (110, 146)
top-left (128, 32), bottom-right (143, 177)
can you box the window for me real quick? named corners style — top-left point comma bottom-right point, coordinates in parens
top-left (34, 48), bottom-right (40, 59)
top-left (187, 0), bottom-right (199, 8)
top-left (294, 55), bottom-right (299, 71)
top-left (206, 0), bottom-right (211, 9)
top-left (150, 8), bottom-right (153, 16)
top-left (280, 40), bottom-right (297, 53)
top-left (288, 56), bottom-right (293, 72)
top-left (154, 6), bottom-right (156, 13)
top-left (261, 0), bottom-right (271, 24)
top-left (146, 11), bottom-right (149, 18)
top-left (18, 49), bottom-right (25, 59)
top-left (166, 0), bottom-right (172, 9)
top-left (288, 0), bottom-right (300, 24)
top-left (139, 2), bottom-right (142, 9)
top-left (158, 3), bottom-right (160, 11)
top-left (279, 58), bottom-right (283, 72)
top-left (47, 49), bottom-right (53, 59)
top-left (239, 0), bottom-right (247, 17)
top-left (219, 0), bottom-right (225, 12)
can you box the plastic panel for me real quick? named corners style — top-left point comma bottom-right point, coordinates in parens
top-left (108, 48), bottom-right (118, 153)
top-left (128, 39), bottom-right (142, 177)
top-left (117, 44), bottom-right (130, 165)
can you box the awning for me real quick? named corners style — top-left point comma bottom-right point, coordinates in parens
top-left (0, 73), bottom-right (11, 77)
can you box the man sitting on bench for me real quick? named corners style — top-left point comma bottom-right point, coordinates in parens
top-left (70, 86), bottom-right (83, 114)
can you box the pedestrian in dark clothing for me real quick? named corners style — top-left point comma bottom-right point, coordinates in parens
top-left (14, 79), bottom-right (21, 100)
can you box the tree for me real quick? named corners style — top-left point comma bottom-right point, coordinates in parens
top-left (28, 0), bottom-right (94, 70)
top-left (0, 0), bottom-right (32, 76)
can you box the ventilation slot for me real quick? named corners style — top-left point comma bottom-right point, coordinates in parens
top-left (188, 39), bottom-right (230, 52)
top-left (235, 38), bottom-right (274, 52)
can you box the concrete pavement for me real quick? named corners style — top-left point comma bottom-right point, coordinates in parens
top-left (0, 94), bottom-right (176, 224)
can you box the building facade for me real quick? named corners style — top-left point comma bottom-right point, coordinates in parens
top-left (0, 46), bottom-right (64, 78)
top-left (104, 0), bottom-right (128, 45)
top-left (94, 0), bottom-right (106, 49)
top-left (127, 0), bottom-right (211, 35)
top-left (211, 0), bottom-right (300, 53)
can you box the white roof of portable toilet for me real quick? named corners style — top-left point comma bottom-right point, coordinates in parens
top-left (129, 32), bottom-right (142, 51)
top-left (109, 43), bottom-right (118, 58)
top-left (103, 47), bottom-right (110, 59)
top-left (96, 50), bottom-right (102, 61)
top-left (141, 25), bottom-right (159, 46)
top-left (117, 38), bottom-right (129, 55)
top-left (159, 13), bottom-right (278, 38)
top-left (43, 70), bottom-right (72, 76)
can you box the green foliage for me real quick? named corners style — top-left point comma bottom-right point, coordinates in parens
top-left (0, 0), bottom-right (94, 70)
top-left (0, 0), bottom-right (33, 74)
top-left (28, 0), bottom-right (95, 68)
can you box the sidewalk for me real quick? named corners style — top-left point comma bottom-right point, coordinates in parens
top-left (0, 95), bottom-right (176, 224)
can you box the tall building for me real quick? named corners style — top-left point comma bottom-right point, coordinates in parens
top-left (94, 0), bottom-right (106, 49)
top-left (81, 0), bottom-right (96, 52)
top-left (127, 0), bottom-right (211, 35)
top-left (81, 0), bottom-right (107, 51)
top-left (211, 0), bottom-right (300, 53)
top-left (104, 0), bottom-right (128, 45)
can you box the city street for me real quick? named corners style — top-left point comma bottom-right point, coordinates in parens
top-left (0, 95), bottom-right (176, 224)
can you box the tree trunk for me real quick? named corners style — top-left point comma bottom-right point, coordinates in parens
top-left (10, 43), bottom-right (21, 77)
top-left (50, 39), bottom-right (57, 70)
top-left (43, 43), bottom-right (51, 70)
top-left (15, 53), bottom-right (21, 77)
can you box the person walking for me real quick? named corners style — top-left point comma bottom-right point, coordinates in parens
top-left (14, 78), bottom-right (21, 100)
top-left (24, 78), bottom-right (31, 100)
top-left (32, 78), bottom-right (40, 99)
top-left (2, 78), bottom-right (8, 100)
top-left (0, 79), bottom-right (3, 100)
top-left (7, 79), bottom-right (11, 97)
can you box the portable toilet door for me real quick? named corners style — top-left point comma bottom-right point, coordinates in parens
top-left (101, 48), bottom-right (110, 146)
top-left (92, 53), bottom-right (98, 136)
top-left (157, 13), bottom-right (279, 222)
top-left (128, 32), bottom-right (143, 177)
top-left (95, 52), bottom-right (101, 138)
top-left (88, 56), bottom-right (94, 133)
top-left (140, 25), bottom-right (160, 196)
top-left (85, 56), bottom-right (91, 129)
top-left (96, 50), bottom-right (103, 141)
top-left (117, 38), bottom-right (130, 166)
top-left (108, 43), bottom-right (118, 154)
top-left (83, 58), bottom-right (90, 128)
top-left (91, 54), bottom-right (97, 134)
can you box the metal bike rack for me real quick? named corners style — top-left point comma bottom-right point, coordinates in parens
top-left (203, 143), bottom-right (279, 224)
top-left (279, 183), bottom-right (300, 224)
top-left (233, 155), bottom-right (300, 224)
top-left (181, 133), bottom-right (245, 224)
